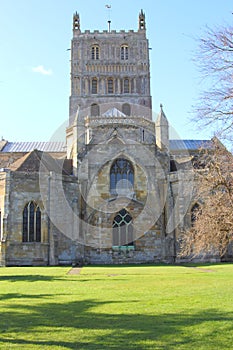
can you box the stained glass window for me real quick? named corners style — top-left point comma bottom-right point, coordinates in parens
top-left (112, 209), bottom-right (133, 246)
top-left (110, 158), bottom-right (134, 194)
top-left (22, 202), bottom-right (41, 242)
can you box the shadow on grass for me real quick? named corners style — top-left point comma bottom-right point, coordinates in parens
top-left (0, 274), bottom-right (109, 284)
top-left (0, 293), bottom-right (53, 301)
top-left (0, 298), bottom-right (232, 349)
top-left (0, 274), bottom-right (61, 283)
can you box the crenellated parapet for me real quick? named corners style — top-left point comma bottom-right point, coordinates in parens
top-left (73, 10), bottom-right (146, 36)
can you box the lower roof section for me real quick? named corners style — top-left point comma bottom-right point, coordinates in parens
top-left (170, 139), bottom-right (213, 151)
top-left (1, 141), bottom-right (66, 153)
top-left (0, 139), bottom-right (213, 153)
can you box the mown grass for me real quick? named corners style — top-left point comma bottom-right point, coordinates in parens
top-left (0, 264), bottom-right (232, 349)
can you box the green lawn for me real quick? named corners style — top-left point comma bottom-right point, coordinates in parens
top-left (0, 264), bottom-right (232, 349)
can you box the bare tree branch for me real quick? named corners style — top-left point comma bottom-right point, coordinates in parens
top-left (179, 140), bottom-right (233, 259)
top-left (193, 25), bottom-right (233, 141)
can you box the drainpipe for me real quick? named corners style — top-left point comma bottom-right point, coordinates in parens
top-left (47, 172), bottom-right (52, 265)
top-left (1, 170), bottom-right (11, 266)
top-left (169, 180), bottom-right (177, 263)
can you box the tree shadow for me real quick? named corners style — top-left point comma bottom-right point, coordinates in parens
top-left (0, 293), bottom-right (52, 301)
top-left (0, 274), bottom-right (110, 284)
top-left (0, 298), bottom-right (232, 349)
top-left (0, 274), bottom-right (61, 283)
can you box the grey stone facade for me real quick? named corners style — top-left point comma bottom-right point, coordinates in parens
top-left (0, 10), bottom-right (229, 266)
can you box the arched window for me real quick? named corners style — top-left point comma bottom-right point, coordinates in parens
top-left (91, 78), bottom-right (98, 94)
top-left (113, 209), bottom-right (133, 246)
top-left (170, 159), bottom-right (177, 172)
top-left (123, 78), bottom-right (130, 93)
top-left (121, 45), bottom-right (129, 60)
top-left (122, 103), bottom-right (131, 116)
top-left (191, 203), bottom-right (200, 226)
top-left (91, 45), bottom-right (99, 60)
top-left (110, 158), bottom-right (134, 195)
top-left (91, 103), bottom-right (100, 116)
top-left (22, 202), bottom-right (41, 242)
top-left (107, 78), bottom-right (114, 94)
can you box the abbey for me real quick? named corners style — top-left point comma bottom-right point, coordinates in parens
top-left (0, 11), bottom-right (217, 266)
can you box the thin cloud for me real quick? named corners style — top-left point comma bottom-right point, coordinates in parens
top-left (32, 65), bottom-right (53, 76)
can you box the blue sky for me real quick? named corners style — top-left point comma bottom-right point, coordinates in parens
top-left (0, 0), bottom-right (232, 142)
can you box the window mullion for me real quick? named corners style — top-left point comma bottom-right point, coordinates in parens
top-left (27, 204), bottom-right (30, 242)
top-left (34, 207), bottom-right (37, 241)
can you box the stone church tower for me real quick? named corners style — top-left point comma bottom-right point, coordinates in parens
top-left (69, 10), bottom-right (151, 120)
top-left (66, 10), bottom-right (152, 168)
top-left (65, 10), bottom-right (174, 264)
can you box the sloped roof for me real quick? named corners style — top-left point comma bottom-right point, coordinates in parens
top-left (1, 141), bottom-right (66, 153)
top-left (9, 149), bottom-right (72, 175)
top-left (0, 140), bottom-right (7, 151)
top-left (1, 139), bottom-right (213, 154)
top-left (169, 140), bottom-right (213, 151)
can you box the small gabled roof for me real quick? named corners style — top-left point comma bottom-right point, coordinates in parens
top-left (103, 108), bottom-right (126, 118)
top-left (9, 149), bottom-right (72, 175)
